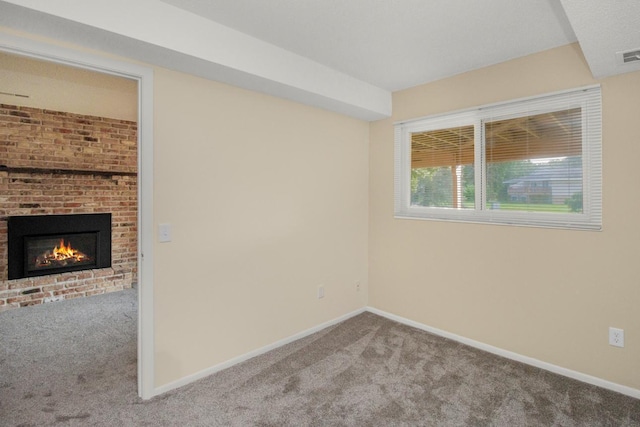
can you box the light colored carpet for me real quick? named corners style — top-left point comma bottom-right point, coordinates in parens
top-left (1, 288), bottom-right (638, 426)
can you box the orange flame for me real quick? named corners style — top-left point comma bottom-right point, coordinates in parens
top-left (35, 239), bottom-right (89, 267)
top-left (51, 239), bottom-right (86, 261)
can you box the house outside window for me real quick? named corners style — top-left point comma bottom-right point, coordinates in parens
top-left (394, 86), bottom-right (601, 230)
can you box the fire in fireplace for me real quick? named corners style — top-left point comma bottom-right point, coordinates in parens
top-left (8, 214), bottom-right (111, 279)
top-left (29, 236), bottom-right (95, 272)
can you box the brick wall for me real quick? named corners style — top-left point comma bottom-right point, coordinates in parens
top-left (0, 104), bottom-right (137, 310)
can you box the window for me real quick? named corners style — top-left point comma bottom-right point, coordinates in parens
top-left (394, 86), bottom-right (602, 230)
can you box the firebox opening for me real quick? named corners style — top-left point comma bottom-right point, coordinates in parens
top-left (25, 232), bottom-right (99, 275)
top-left (8, 213), bottom-right (112, 280)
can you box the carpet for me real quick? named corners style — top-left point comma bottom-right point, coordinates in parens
top-left (1, 288), bottom-right (638, 426)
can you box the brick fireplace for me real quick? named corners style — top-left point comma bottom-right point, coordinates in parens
top-left (0, 104), bottom-right (137, 310)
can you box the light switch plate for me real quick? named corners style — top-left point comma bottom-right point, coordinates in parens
top-left (158, 223), bottom-right (171, 243)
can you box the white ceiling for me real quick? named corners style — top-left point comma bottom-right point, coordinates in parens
top-left (560, 0), bottom-right (640, 79)
top-left (159, 0), bottom-right (577, 92)
top-left (1, 0), bottom-right (639, 120)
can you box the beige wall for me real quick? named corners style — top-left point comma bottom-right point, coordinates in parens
top-left (369, 43), bottom-right (640, 389)
top-left (0, 51), bottom-right (137, 121)
top-left (153, 68), bottom-right (369, 386)
top-left (1, 28), bottom-right (369, 388)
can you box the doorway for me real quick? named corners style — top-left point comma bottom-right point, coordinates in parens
top-left (0, 34), bottom-right (155, 399)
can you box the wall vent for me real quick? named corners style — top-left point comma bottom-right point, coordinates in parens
top-left (621, 49), bottom-right (640, 64)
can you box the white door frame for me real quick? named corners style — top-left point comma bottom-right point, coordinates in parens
top-left (0, 33), bottom-right (156, 399)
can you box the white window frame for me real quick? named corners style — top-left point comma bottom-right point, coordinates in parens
top-left (394, 85), bottom-right (602, 230)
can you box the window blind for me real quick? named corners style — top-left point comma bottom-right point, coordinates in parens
top-left (410, 124), bottom-right (474, 209)
top-left (394, 85), bottom-right (602, 230)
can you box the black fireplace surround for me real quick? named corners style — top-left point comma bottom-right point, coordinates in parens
top-left (8, 213), bottom-right (111, 280)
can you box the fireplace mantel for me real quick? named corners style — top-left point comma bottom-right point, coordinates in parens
top-left (0, 165), bottom-right (137, 177)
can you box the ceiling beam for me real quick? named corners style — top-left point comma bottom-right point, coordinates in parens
top-left (0, 0), bottom-right (391, 121)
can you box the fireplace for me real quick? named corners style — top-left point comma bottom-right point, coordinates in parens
top-left (8, 214), bottom-right (112, 280)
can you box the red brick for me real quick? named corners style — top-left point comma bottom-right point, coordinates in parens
top-left (7, 295), bottom-right (31, 303)
top-left (20, 300), bottom-right (42, 307)
top-left (42, 284), bottom-right (64, 292)
top-left (9, 280), bottom-right (35, 290)
top-left (1, 107), bottom-right (138, 311)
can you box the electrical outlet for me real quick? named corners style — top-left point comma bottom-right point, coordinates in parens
top-left (609, 327), bottom-right (624, 348)
top-left (317, 285), bottom-right (325, 299)
top-left (355, 280), bottom-right (361, 292)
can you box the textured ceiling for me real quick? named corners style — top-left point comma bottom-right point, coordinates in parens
top-left (1, 1), bottom-right (638, 121)
top-left (160, 0), bottom-right (578, 91)
top-left (560, 0), bottom-right (640, 78)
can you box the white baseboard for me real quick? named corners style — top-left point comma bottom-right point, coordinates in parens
top-left (152, 307), bottom-right (366, 397)
top-left (366, 306), bottom-right (640, 400)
